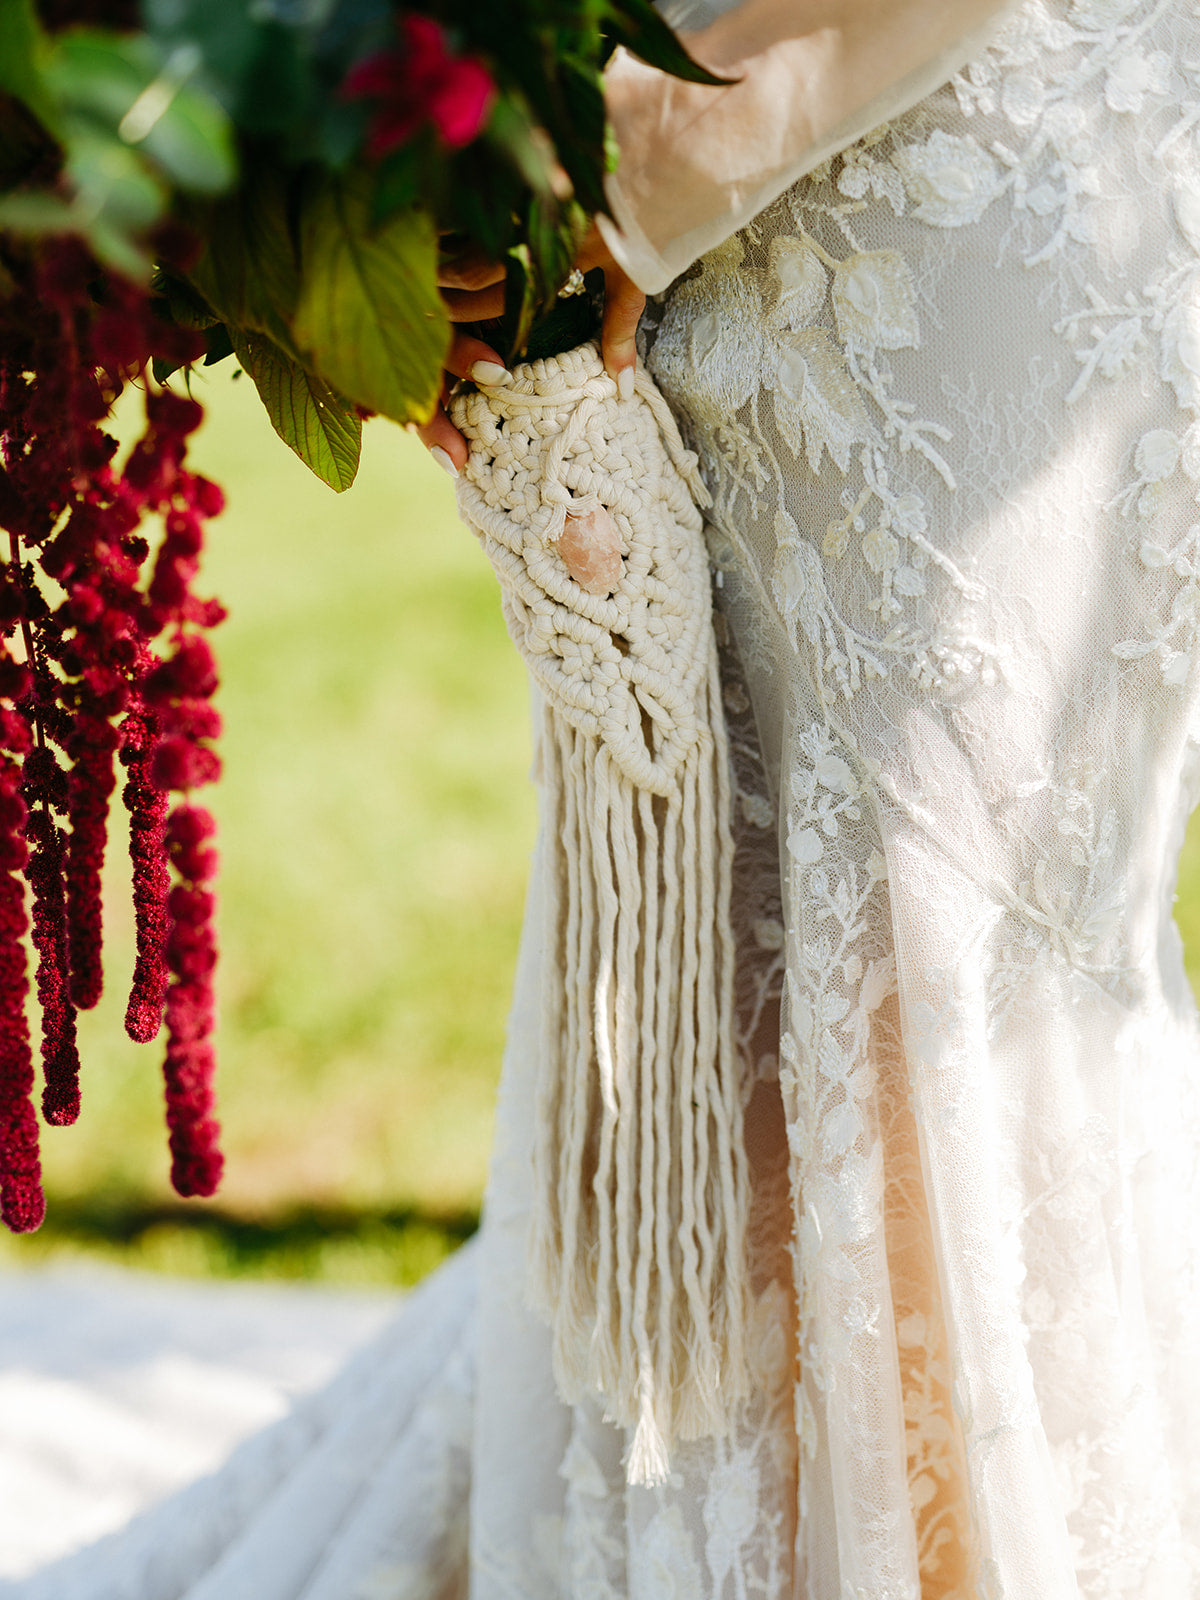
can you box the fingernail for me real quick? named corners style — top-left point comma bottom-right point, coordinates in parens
top-left (617, 366), bottom-right (635, 402)
top-left (430, 446), bottom-right (459, 479)
top-left (471, 359), bottom-right (513, 386)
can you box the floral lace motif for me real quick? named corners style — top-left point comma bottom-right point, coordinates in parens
top-left (643, 2), bottom-right (1200, 1596)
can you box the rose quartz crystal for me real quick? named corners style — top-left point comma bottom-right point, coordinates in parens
top-left (558, 506), bottom-right (624, 596)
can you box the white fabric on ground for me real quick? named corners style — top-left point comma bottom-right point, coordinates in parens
top-left (0, 1265), bottom-right (393, 1585)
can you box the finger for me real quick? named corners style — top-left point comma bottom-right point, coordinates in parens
top-left (600, 266), bottom-right (645, 399)
top-left (415, 398), bottom-right (468, 477)
top-left (441, 282), bottom-right (507, 322)
top-left (442, 331), bottom-right (513, 388)
top-left (438, 250), bottom-right (506, 293)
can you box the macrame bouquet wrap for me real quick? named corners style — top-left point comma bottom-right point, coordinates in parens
top-left (451, 341), bottom-right (750, 1484)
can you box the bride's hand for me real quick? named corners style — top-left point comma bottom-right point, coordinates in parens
top-left (417, 222), bottom-right (646, 477)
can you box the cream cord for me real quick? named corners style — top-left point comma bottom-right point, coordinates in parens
top-left (451, 343), bottom-right (750, 1484)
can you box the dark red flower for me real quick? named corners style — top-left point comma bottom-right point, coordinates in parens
top-left (0, 228), bottom-right (228, 1232)
top-left (165, 804), bottom-right (217, 884)
top-left (65, 722), bottom-right (119, 1011)
top-left (160, 809), bottom-right (220, 1199)
top-left (144, 635), bottom-right (218, 702)
top-left (121, 710), bottom-right (170, 1044)
top-left (191, 477), bottom-right (225, 520)
top-left (145, 390), bottom-right (204, 438)
top-left (342, 14), bottom-right (495, 157)
top-left (0, 761), bottom-right (41, 1233)
top-left (149, 737), bottom-right (221, 792)
top-left (163, 1038), bottom-right (222, 1198)
top-left (158, 698), bottom-right (221, 743)
top-left (24, 806), bottom-right (81, 1127)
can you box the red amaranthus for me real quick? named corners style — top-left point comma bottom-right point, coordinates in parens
top-left (0, 234), bottom-right (226, 1230)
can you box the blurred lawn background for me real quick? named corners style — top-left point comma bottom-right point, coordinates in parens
top-left (4, 364), bottom-right (1200, 1290)
top-left (0, 364), bottom-right (535, 1287)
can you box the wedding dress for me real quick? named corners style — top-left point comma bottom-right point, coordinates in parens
top-left (12, 1), bottom-right (1200, 1596)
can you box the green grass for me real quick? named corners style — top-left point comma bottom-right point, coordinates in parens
top-left (6, 365), bottom-right (1200, 1288)
top-left (1174, 813), bottom-right (1200, 989)
top-left (0, 1194), bottom-right (477, 1287)
top-left (0, 365), bottom-right (535, 1285)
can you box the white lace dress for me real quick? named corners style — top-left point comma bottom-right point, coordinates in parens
top-left (13, 3), bottom-right (1200, 1596)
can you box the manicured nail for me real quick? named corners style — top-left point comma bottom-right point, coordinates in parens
top-left (430, 446), bottom-right (459, 479)
top-left (617, 366), bottom-right (635, 402)
top-left (471, 359), bottom-right (513, 386)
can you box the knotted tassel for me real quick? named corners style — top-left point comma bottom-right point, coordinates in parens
top-left (452, 342), bottom-right (749, 1485)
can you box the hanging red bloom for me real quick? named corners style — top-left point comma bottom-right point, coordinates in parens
top-left (0, 232), bottom-right (226, 1228)
top-left (342, 14), bottom-right (495, 157)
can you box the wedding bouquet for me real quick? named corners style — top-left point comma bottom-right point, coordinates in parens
top-left (0, 0), bottom-right (718, 1232)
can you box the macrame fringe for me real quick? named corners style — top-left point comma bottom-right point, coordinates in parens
top-left (451, 343), bottom-right (749, 1485)
top-left (529, 662), bottom-right (748, 1483)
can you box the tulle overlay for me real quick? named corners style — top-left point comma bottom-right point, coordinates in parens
top-left (16, 2), bottom-right (1200, 1595)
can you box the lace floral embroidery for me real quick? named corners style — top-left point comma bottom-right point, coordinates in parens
top-left (644, 3), bottom-right (1200, 1596)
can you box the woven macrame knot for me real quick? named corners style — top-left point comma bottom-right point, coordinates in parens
top-left (451, 341), bottom-right (748, 1487)
top-left (454, 343), bottom-right (712, 797)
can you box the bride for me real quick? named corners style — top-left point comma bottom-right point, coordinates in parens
top-left (19, 0), bottom-right (1200, 1594)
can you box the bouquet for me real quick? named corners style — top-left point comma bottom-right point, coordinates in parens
top-left (0, 0), bottom-right (720, 1232)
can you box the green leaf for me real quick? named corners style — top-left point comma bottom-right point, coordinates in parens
top-left (500, 194), bottom-right (589, 358)
top-left (232, 22), bottom-right (315, 139)
top-left (0, 0), bottom-right (59, 137)
top-left (152, 267), bottom-right (221, 330)
top-left (369, 145), bottom-right (422, 226)
top-left (0, 186), bottom-right (154, 280)
top-left (231, 327), bottom-right (362, 492)
top-left (442, 144), bottom-right (521, 264)
top-left (604, 120), bottom-right (620, 176)
top-left (290, 171), bottom-right (447, 426)
top-left (530, 195), bottom-right (587, 292)
top-left (141, 0), bottom-right (264, 111)
top-left (239, 165), bottom-right (301, 326)
top-left (0, 91), bottom-right (55, 190)
top-left (545, 59), bottom-right (607, 215)
top-left (202, 320), bottom-right (235, 366)
top-left (482, 94), bottom-right (558, 202)
top-left (45, 32), bottom-right (236, 195)
top-left (4, 125), bottom-right (169, 276)
top-left (81, 214), bottom-right (156, 278)
top-left (503, 241), bottom-right (536, 362)
top-left (314, 97), bottom-right (367, 170)
top-left (0, 192), bottom-right (77, 231)
top-left (127, 64), bottom-right (236, 194)
top-left (45, 34), bottom-right (157, 126)
top-left (0, 23), bottom-right (236, 282)
top-left (63, 120), bottom-right (165, 228)
top-left (184, 165), bottom-right (300, 351)
top-left (602, 0), bottom-right (735, 86)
